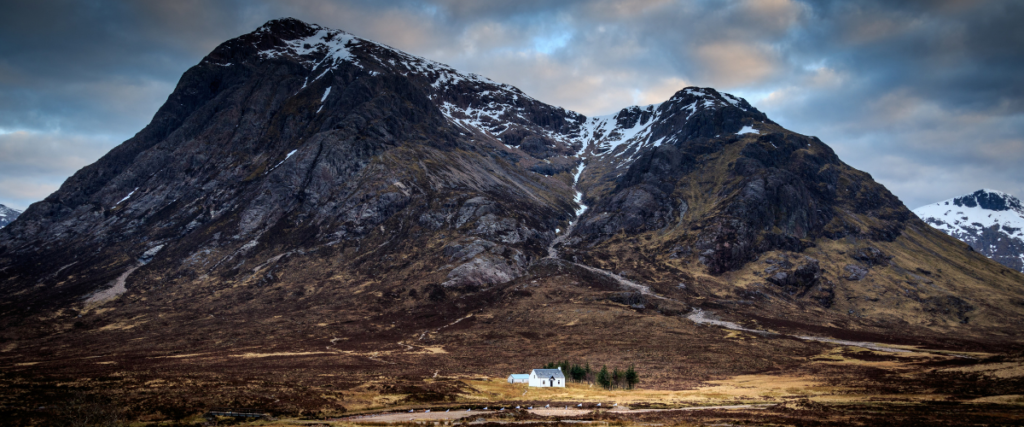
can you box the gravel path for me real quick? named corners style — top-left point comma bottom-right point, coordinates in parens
top-left (338, 405), bottom-right (775, 423)
top-left (339, 410), bottom-right (495, 422)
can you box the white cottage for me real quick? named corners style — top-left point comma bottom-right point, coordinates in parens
top-left (528, 368), bottom-right (565, 387)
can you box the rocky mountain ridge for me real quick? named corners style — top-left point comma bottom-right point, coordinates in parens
top-left (0, 18), bottom-right (1022, 347)
top-left (914, 189), bottom-right (1024, 273)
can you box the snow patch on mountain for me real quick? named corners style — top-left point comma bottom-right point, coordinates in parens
top-left (113, 188), bottom-right (138, 208)
top-left (737, 125), bottom-right (759, 135)
top-left (581, 88), bottom-right (758, 172)
top-left (572, 162), bottom-right (588, 219)
top-left (316, 86), bottom-right (331, 113)
top-left (257, 26), bottom-right (358, 68)
top-left (580, 103), bottom-right (665, 158)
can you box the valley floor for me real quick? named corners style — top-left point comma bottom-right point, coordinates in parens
top-left (2, 334), bottom-right (1023, 426)
top-left (2, 257), bottom-right (1023, 425)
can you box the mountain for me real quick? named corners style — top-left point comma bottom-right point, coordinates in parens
top-left (0, 204), bottom-right (20, 228)
top-left (914, 189), bottom-right (1024, 273)
top-left (2, 16), bottom-right (1022, 338)
top-left (1, 18), bottom-right (1024, 420)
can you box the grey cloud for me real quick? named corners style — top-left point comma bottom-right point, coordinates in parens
top-left (756, 0), bottom-right (1024, 207)
top-left (0, 131), bottom-right (113, 178)
top-left (0, 130), bottom-right (115, 210)
top-left (0, 0), bottom-right (250, 135)
top-left (793, 1), bottom-right (1024, 113)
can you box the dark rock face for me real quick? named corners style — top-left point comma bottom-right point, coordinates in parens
top-left (648, 89), bottom-right (769, 144)
top-left (954, 190), bottom-right (1024, 212)
top-left (764, 256), bottom-right (814, 290)
top-left (963, 225), bottom-right (1024, 273)
top-left (614, 105), bottom-right (656, 129)
top-left (573, 107), bottom-right (911, 274)
top-left (852, 247), bottom-right (892, 267)
top-left (843, 264), bottom-right (869, 281)
top-left (443, 255), bottom-right (525, 288)
top-left (757, 255), bottom-right (834, 308)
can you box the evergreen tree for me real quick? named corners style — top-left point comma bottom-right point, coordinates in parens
top-left (570, 363), bottom-right (585, 382)
top-left (612, 368), bottom-right (622, 389)
top-left (625, 365), bottom-right (639, 389)
top-left (597, 365), bottom-right (611, 389)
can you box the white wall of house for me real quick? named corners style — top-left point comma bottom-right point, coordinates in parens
top-left (528, 369), bottom-right (565, 387)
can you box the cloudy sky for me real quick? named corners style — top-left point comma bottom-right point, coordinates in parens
top-left (1, 0), bottom-right (1022, 211)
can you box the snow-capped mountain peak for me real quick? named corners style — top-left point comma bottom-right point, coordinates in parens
top-left (227, 18), bottom-right (587, 159)
top-left (213, 20), bottom-right (775, 180)
top-left (950, 189), bottom-right (1024, 214)
top-left (576, 86), bottom-right (772, 166)
top-left (0, 204), bottom-right (22, 229)
top-left (666, 87), bottom-right (761, 115)
top-left (914, 189), bottom-right (1024, 272)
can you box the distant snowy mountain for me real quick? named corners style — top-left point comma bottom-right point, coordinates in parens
top-left (0, 204), bottom-right (21, 228)
top-left (914, 189), bottom-right (1024, 273)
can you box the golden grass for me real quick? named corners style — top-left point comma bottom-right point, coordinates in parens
top-left (941, 362), bottom-right (1024, 379)
top-left (419, 344), bottom-right (997, 410)
top-left (150, 353), bottom-right (210, 359)
top-left (454, 375), bottom-right (827, 407)
top-left (969, 395), bottom-right (1024, 404)
top-left (233, 351), bottom-right (337, 359)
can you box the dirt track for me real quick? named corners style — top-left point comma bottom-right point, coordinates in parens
top-left (340, 410), bottom-right (496, 422)
top-left (610, 404), bottom-right (774, 412)
top-left (526, 408), bottom-right (590, 417)
top-left (338, 405), bottom-right (773, 422)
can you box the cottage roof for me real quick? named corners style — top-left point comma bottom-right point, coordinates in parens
top-left (531, 369), bottom-right (565, 379)
top-left (508, 374), bottom-right (529, 379)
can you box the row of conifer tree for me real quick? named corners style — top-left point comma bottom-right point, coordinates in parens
top-left (542, 360), bottom-right (639, 389)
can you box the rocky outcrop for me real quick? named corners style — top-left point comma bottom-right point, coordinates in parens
top-left (759, 255), bottom-right (835, 308)
top-left (843, 264), bottom-right (869, 281)
top-left (443, 255), bottom-right (526, 288)
top-left (852, 247), bottom-right (892, 266)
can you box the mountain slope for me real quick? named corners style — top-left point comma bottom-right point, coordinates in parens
top-left (0, 19), bottom-right (586, 320)
top-left (0, 17), bottom-right (1022, 357)
top-left (914, 189), bottom-right (1024, 273)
